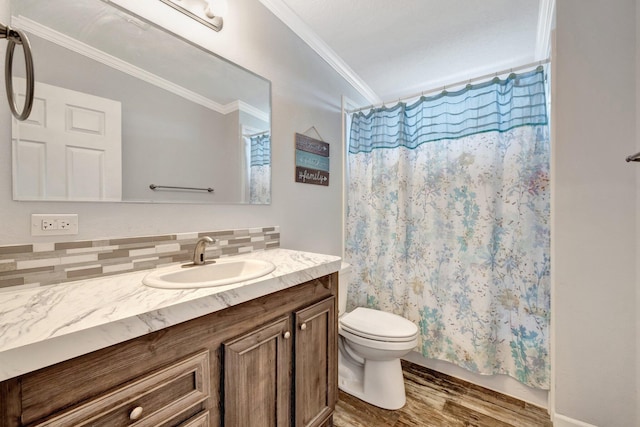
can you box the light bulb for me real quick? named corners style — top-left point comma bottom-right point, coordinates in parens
top-left (204, 2), bottom-right (215, 18)
top-left (204, 0), bottom-right (228, 18)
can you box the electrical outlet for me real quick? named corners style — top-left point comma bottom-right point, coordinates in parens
top-left (57, 219), bottom-right (72, 230)
top-left (32, 214), bottom-right (79, 236)
top-left (41, 219), bottom-right (56, 230)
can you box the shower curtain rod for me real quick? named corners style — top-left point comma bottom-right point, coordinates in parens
top-left (243, 130), bottom-right (270, 138)
top-left (347, 57), bottom-right (551, 114)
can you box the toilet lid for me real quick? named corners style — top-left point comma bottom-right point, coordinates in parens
top-left (340, 307), bottom-right (418, 342)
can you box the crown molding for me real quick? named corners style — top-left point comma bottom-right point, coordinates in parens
top-left (12, 15), bottom-right (268, 121)
top-left (223, 100), bottom-right (270, 123)
top-left (535, 0), bottom-right (555, 60)
top-left (258, 0), bottom-right (381, 105)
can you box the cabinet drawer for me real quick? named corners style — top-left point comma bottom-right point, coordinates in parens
top-left (32, 351), bottom-right (210, 427)
top-left (179, 411), bottom-right (210, 427)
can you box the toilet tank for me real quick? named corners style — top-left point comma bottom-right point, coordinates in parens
top-left (338, 262), bottom-right (352, 316)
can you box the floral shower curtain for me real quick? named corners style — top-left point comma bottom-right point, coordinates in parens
top-left (249, 133), bottom-right (271, 204)
top-left (345, 69), bottom-right (550, 388)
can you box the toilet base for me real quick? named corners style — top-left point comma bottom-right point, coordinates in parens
top-left (338, 351), bottom-right (407, 410)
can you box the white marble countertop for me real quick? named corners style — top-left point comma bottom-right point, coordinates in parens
top-left (0, 248), bottom-right (341, 382)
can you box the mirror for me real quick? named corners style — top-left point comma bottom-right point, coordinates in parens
top-left (10, 0), bottom-right (271, 204)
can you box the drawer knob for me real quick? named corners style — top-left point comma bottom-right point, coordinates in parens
top-left (300, 323), bottom-right (307, 331)
top-left (130, 406), bottom-right (144, 421)
top-left (283, 331), bottom-right (291, 339)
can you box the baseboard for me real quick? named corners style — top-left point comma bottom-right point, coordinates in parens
top-left (553, 413), bottom-right (598, 427)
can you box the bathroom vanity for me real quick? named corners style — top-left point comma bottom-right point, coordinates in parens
top-left (0, 249), bottom-right (340, 427)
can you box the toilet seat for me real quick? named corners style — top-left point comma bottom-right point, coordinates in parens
top-left (340, 307), bottom-right (418, 343)
top-left (339, 326), bottom-right (418, 352)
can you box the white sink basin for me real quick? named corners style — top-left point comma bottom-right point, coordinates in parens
top-left (143, 258), bottom-right (276, 289)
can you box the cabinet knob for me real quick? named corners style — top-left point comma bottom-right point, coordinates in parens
top-left (129, 406), bottom-right (144, 421)
top-left (300, 323), bottom-right (307, 331)
top-left (283, 331), bottom-right (291, 339)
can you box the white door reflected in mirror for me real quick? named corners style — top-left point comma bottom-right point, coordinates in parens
top-left (13, 79), bottom-right (122, 201)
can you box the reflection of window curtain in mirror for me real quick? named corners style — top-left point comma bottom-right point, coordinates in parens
top-left (249, 133), bottom-right (271, 204)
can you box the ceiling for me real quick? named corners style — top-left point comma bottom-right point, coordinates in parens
top-left (260, 0), bottom-right (554, 106)
top-left (14, 0), bottom-right (553, 111)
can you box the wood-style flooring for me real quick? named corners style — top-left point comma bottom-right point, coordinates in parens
top-left (333, 360), bottom-right (552, 427)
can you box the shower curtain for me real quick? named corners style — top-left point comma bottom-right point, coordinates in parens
top-left (248, 133), bottom-right (271, 204)
top-left (345, 69), bottom-right (550, 388)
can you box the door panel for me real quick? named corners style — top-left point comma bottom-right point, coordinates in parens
top-left (223, 316), bottom-right (292, 427)
top-left (12, 79), bottom-right (122, 201)
top-left (294, 297), bottom-right (336, 427)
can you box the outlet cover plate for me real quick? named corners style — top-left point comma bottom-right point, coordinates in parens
top-left (31, 214), bottom-right (79, 236)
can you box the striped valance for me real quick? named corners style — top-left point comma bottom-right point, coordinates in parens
top-left (250, 133), bottom-right (271, 166)
top-left (349, 68), bottom-right (548, 154)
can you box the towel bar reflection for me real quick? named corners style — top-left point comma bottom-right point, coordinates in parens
top-left (149, 184), bottom-right (215, 193)
top-left (0, 22), bottom-right (34, 121)
top-left (626, 152), bottom-right (640, 162)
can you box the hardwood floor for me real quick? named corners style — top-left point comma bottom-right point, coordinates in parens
top-left (333, 360), bottom-right (552, 427)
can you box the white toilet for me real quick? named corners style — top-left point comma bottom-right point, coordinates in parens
top-left (338, 263), bottom-right (419, 410)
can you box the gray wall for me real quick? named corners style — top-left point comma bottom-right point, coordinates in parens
top-left (554, 0), bottom-right (637, 425)
top-left (0, 0), bottom-right (368, 256)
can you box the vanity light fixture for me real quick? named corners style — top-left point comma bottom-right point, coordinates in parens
top-left (159, 0), bottom-right (227, 32)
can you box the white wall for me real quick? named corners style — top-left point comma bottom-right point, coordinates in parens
top-left (0, 0), bottom-right (368, 255)
top-left (554, 1), bottom-right (637, 425)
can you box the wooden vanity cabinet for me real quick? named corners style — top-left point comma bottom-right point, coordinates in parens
top-left (222, 297), bottom-right (336, 427)
top-left (0, 273), bottom-right (338, 427)
top-left (223, 316), bottom-right (292, 426)
top-left (25, 351), bottom-right (211, 427)
top-left (294, 298), bottom-right (336, 427)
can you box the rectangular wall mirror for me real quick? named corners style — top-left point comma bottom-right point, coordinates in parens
top-left (10, 0), bottom-right (271, 204)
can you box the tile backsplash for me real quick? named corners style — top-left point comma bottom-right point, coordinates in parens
top-left (0, 226), bottom-right (280, 291)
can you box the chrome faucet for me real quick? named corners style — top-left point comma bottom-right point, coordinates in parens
top-left (193, 236), bottom-right (216, 265)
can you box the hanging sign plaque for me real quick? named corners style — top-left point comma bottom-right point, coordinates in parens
top-left (295, 133), bottom-right (329, 186)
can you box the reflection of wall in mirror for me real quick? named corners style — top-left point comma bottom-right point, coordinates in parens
top-left (13, 34), bottom-right (249, 203)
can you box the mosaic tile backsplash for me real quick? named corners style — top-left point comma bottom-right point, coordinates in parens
top-left (0, 226), bottom-right (280, 291)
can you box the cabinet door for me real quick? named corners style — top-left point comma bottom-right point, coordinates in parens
top-left (294, 297), bottom-right (336, 427)
top-left (223, 316), bottom-right (292, 427)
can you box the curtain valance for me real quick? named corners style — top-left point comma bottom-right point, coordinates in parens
top-left (250, 133), bottom-right (271, 166)
top-left (349, 68), bottom-right (547, 154)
